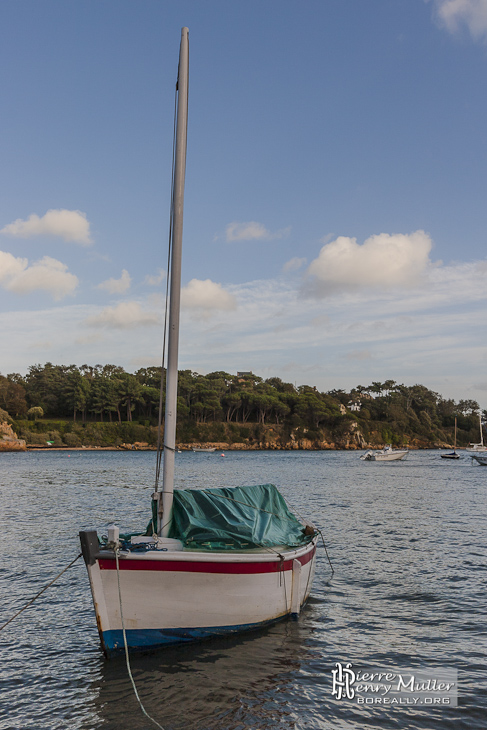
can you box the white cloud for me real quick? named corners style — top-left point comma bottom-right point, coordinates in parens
top-left (0, 209), bottom-right (92, 245)
top-left (282, 256), bottom-right (307, 273)
top-left (4, 247), bottom-right (487, 406)
top-left (306, 230), bottom-right (433, 297)
top-left (0, 251), bottom-right (78, 299)
top-left (85, 301), bottom-right (160, 329)
top-left (431, 0), bottom-right (487, 41)
top-left (181, 278), bottom-right (237, 317)
top-left (145, 268), bottom-right (166, 286)
top-left (225, 221), bottom-right (290, 242)
top-left (0, 250), bottom-right (27, 279)
top-left (97, 269), bottom-right (131, 294)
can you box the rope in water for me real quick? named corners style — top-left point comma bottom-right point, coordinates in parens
top-left (115, 548), bottom-right (166, 730)
top-left (316, 529), bottom-right (335, 576)
top-left (0, 552), bottom-right (82, 632)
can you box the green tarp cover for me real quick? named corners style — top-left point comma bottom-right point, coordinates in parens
top-left (168, 483), bottom-right (311, 551)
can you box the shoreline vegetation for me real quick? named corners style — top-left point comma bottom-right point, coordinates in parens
top-left (0, 363), bottom-right (485, 452)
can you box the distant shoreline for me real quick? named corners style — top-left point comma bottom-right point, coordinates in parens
top-left (19, 444), bottom-right (462, 452)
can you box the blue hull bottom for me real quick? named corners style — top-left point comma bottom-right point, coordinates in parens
top-left (102, 616), bottom-right (286, 656)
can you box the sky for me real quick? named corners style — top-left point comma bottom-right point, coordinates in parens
top-left (1, 0), bottom-right (487, 405)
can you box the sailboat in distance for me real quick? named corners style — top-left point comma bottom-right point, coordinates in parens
top-left (467, 413), bottom-right (487, 453)
top-left (441, 417), bottom-right (460, 460)
top-left (79, 28), bottom-right (319, 657)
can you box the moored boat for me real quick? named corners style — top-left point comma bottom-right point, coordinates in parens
top-left (360, 445), bottom-right (409, 462)
top-left (79, 28), bottom-right (319, 657)
top-left (441, 451), bottom-right (460, 460)
top-left (466, 413), bottom-right (487, 453)
top-left (80, 484), bottom-right (317, 655)
top-left (441, 417), bottom-right (461, 460)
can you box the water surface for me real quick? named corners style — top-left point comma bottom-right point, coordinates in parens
top-left (0, 450), bottom-right (486, 729)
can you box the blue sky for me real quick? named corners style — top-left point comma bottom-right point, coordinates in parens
top-left (1, 0), bottom-right (487, 404)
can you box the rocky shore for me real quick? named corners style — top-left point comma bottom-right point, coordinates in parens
top-left (3, 419), bottom-right (455, 453)
top-left (0, 422), bottom-right (26, 452)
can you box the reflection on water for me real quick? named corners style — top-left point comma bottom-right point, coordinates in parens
top-left (0, 450), bottom-right (486, 729)
top-left (94, 622), bottom-right (310, 730)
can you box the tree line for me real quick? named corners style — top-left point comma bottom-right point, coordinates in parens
top-left (0, 363), bottom-right (485, 446)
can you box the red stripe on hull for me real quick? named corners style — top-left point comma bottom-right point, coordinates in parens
top-left (98, 546), bottom-right (316, 574)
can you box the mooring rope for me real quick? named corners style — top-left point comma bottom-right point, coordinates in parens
top-left (0, 552), bottom-right (82, 632)
top-left (280, 492), bottom-right (334, 576)
top-left (115, 548), bottom-right (166, 730)
top-left (316, 528), bottom-right (334, 576)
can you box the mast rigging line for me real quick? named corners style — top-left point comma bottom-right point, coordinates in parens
top-left (154, 66), bottom-right (181, 496)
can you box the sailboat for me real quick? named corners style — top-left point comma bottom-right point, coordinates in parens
top-left (79, 28), bottom-right (318, 657)
top-left (441, 417), bottom-right (460, 460)
top-left (466, 413), bottom-right (487, 453)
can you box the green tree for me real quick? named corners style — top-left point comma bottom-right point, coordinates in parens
top-left (90, 376), bottom-right (121, 422)
top-left (222, 392), bottom-right (242, 422)
top-left (457, 399), bottom-right (480, 416)
top-left (118, 373), bottom-right (144, 422)
top-left (0, 375), bottom-right (27, 417)
top-left (27, 406), bottom-right (44, 421)
top-left (63, 367), bottom-right (91, 421)
top-left (25, 363), bottom-right (68, 415)
top-left (135, 367), bottom-right (163, 389)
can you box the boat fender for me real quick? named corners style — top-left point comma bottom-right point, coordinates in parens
top-left (290, 559), bottom-right (302, 618)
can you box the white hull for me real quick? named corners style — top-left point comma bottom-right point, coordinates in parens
top-left (370, 451), bottom-right (408, 461)
top-left (361, 447), bottom-right (408, 462)
top-left (82, 535), bottom-right (317, 655)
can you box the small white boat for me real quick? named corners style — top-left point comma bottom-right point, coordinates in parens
top-left (466, 414), bottom-right (487, 453)
top-left (192, 447), bottom-right (217, 453)
top-left (360, 445), bottom-right (409, 462)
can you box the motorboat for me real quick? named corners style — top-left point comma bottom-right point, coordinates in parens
top-left (360, 445), bottom-right (409, 462)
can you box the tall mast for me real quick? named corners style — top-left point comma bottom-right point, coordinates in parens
top-left (160, 27), bottom-right (189, 537)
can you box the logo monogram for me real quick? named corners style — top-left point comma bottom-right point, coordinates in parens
top-left (331, 662), bottom-right (356, 700)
